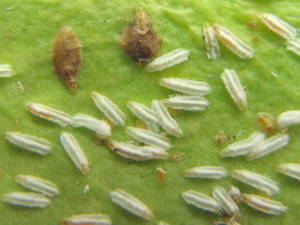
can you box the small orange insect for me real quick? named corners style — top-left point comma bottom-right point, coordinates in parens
top-left (53, 27), bottom-right (82, 93)
top-left (256, 112), bottom-right (277, 135)
top-left (156, 167), bottom-right (167, 182)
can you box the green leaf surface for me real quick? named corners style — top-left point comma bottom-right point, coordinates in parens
top-left (1, 0), bottom-right (300, 225)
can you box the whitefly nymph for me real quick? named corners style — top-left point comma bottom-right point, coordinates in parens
top-left (6, 132), bottom-right (52, 155)
top-left (214, 24), bottom-right (253, 59)
top-left (60, 132), bottom-right (90, 175)
top-left (184, 166), bottom-right (228, 180)
top-left (15, 175), bottom-right (60, 197)
top-left (109, 189), bottom-right (154, 221)
top-left (220, 131), bottom-right (266, 157)
top-left (258, 13), bottom-right (297, 40)
top-left (2, 192), bottom-right (51, 208)
top-left (163, 95), bottom-right (209, 111)
top-left (231, 169), bottom-right (280, 196)
top-left (159, 77), bottom-right (211, 96)
top-left (221, 68), bottom-right (247, 111)
top-left (147, 48), bottom-right (190, 72)
top-left (203, 24), bottom-right (221, 60)
top-left (63, 213), bottom-right (112, 225)
top-left (90, 91), bottom-right (126, 126)
top-left (181, 190), bottom-right (222, 215)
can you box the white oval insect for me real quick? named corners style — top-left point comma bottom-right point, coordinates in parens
top-left (221, 68), bottom-right (247, 111)
top-left (60, 132), bottom-right (90, 175)
top-left (109, 189), bottom-right (154, 221)
top-left (6, 132), bottom-right (52, 155)
top-left (277, 110), bottom-right (300, 128)
top-left (90, 92), bottom-right (126, 126)
top-left (277, 163), bottom-right (300, 181)
top-left (214, 24), bottom-right (253, 59)
top-left (147, 48), bottom-right (190, 72)
top-left (258, 13), bottom-right (297, 40)
top-left (286, 39), bottom-right (300, 56)
top-left (63, 213), bottom-right (112, 225)
top-left (163, 95), bottom-right (209, 111)
top-left (220, 132), bottom-right (266, 157)
top-left (212, 186), bottom-right (240, 216)
top-left (203, 24), bottom-right (221, 60)
top-left (71, 113), bottom-right (111, 139)
top-left (2, 192), bottom-right (50, 208)
top-left (247, 133), bottom-right (290, 160)
top-left (127, 101), bottom-right (160, 133)
top-left (152, 100), bottom-right (183, 137)
top-left (231, 169), bottom-right (279, 196)
top-left (26, 102), bottom-right (71, 127)
top-left (159, 77), bottom-right (211, 96)
top-left (108, 141), bottom-right (169, 161)
top-left (241, 194), bottom-right (288, 216)
top-left (0, 64), bottom-right (14, 77)
top-left (184, 166), bottom-right (228, 179)
top-left (181, 190), bottom-right (222, 215)
top-left (126, 127), bottom-right (171, 150)
top-left (15, 175), bottom-right (60, 197)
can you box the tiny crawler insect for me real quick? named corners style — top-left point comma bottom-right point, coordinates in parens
top-left (214, 24), bottom-right (253, 59)
top-left (277, 163), bottom-right (300, 181)
top-left (6, 132), bottom-right (52, 155)
top-left (184, 166), bottom-right (228, 179)
top-left (60, 132), bottom-right (90, 175)
top-left (152, 100), bottom-right (183, 137)
top-left (109, 189), bottom-right (154, 221)
top-left (215, 130), bottom-right (226, 145)
top-left (0, 64), bottom-right (14, 77)
top-left (2, 192), bottom-right (50, 208)
top-left (25, 102), bottom-right (71, 127)
top-left (127, 101), bottom-right (160, 132)
top-left (286, 39), bottom-right (300, 56)
top-left (120, 8), bottom-right (160, 64)
top-left (53, 26), bottom-right (82, 93)
top-left (90, 92), bottom-right (126, 126)
top-left (231, 169), bottom-right (279, 196)
top-left (156, 167), bottom-right (167, 182)
top-left (15, 175), bottom-right (60, 197)
top-left (181, 190), bottom-right (222, 215)
top-left (277, 110), bottom-right (300, 128)
top-left (212, 186), bottom-right (240, 216)
top-left (221, 69), bottom-right (247, 111)
top-left (71, 113), bottom-right (111, 139)
top-left (247, 133), bottom-right (290, 160)
top-left (63, 213), bottom-right (112, 225)
top-left (108, 141), bottom-right (169, 161)
top-left (203, 24), bottom-right (221, 60)
top-left (163, 95), bottom-right (209, 111)
top-left (126, 127), bottom-right (171, 150)
top-left (256, 112), bottom-right (277, 134)
top-left (159, 77), bottom-right (211, 96)
top-left (258, 13), bottom-right (297, 40)
top-left (147, 48), bottom-right (190, 72)
top-left (241, 194), bottom-right (288, 216)
top-left (219, 132), bottom-right (266, 158)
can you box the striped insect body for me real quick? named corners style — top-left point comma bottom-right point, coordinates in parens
top-left (60, 132), bottom-right (90, 175)
top-left (91, 92), bottom-right (126, 126)
top-left (26, 102), bottom-right (71, 127)
top-left (214, 24), bottom-right (253, 59)
top-left (160, 77), bottom-right (211, 96)
top-left (163, 95), bottom-right (209, 111)
top-left (182, 190), bottom-right (222, 215)
top-left (184, 166), bottom-right (228, 179)
top-left (15, 175), bottom-right (60, 197)
top-left (221, 69), bottom-right (247, 111)
top-left (109, 189), bottom-right (154, 221)
top-left (258, 13), bottom-right (297, 40)
top-left (63, 213), bottom-right (112, 225)
top-left (231, 169), bottom-right (279, 196)
top-left (6, 132), bottom-right (52, 155)
top-left (203, 24), bottom-right (221, 60)
top-left (71, 113), bottom-right (111, 139)
top-left (2, 192), bottom-right (50, 208)
top-left (286, 39), bottom-right (300, 56)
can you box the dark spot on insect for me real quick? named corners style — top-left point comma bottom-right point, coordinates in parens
top-left (52, 26), bottom-right (82, 93)
top-left (120, 8), bottom-right (160, 64)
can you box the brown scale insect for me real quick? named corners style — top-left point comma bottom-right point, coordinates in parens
top-left (120, 8), bottom-right (160, 64)
top-left (52, 27), bottom-right (82, 93)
